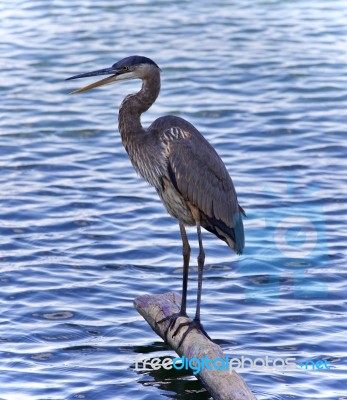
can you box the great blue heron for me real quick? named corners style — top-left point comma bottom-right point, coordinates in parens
top-left (67, 55), bottom-right (245, 347)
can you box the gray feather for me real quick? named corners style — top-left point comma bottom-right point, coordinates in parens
top-left (150, 116), bottom-right (245, 254)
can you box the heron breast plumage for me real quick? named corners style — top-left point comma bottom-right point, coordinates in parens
top-left (158, 176), bottom-right (196, 226)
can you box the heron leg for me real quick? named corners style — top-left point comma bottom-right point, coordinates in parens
top-left (157, 222), bottom-right (190, 341)
top-left (179, 222), bottom-right (190, 315)
top-left (172, 222), bottom-right (212, 347)
top-left (194, 221), bottom-right (205, 321)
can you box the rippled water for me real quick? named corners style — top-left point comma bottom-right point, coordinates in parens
top-left (1, 1), bottom-right (346, 399)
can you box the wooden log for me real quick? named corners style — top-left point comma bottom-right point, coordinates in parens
top-left (134, 291), bottom-right (257, 400)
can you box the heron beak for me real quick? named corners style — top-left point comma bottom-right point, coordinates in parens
top-left (66, 67), bottom-right (136, 94)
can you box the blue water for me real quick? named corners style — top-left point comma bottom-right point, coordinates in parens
top-left (1, 1), bottom-right (346, 399)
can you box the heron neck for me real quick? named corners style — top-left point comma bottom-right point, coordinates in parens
top-left (118, 70), bottom-right (161, 143)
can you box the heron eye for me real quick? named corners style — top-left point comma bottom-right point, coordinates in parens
top-left (123, 66), bottom-right (129, 71)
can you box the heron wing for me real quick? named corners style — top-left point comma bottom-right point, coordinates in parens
top-left (163, 124), bottom-right (245, 254)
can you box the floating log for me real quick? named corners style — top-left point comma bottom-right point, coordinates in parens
top-left (134, 291), bottom-right (257, 400)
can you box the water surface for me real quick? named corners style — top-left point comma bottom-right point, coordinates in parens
top-left (0, 1), bottom-right (346, 399)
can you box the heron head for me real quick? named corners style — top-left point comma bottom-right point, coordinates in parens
top-left (66, 55), bottom-right (161, 94)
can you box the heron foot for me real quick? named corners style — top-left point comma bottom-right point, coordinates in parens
top-left (173, 318), bottom-right (212, 348)
top-left (157, 311), bottom-right (188, 343)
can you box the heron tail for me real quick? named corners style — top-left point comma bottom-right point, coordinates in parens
top-left (202, 207), bottom-right (245, 255)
